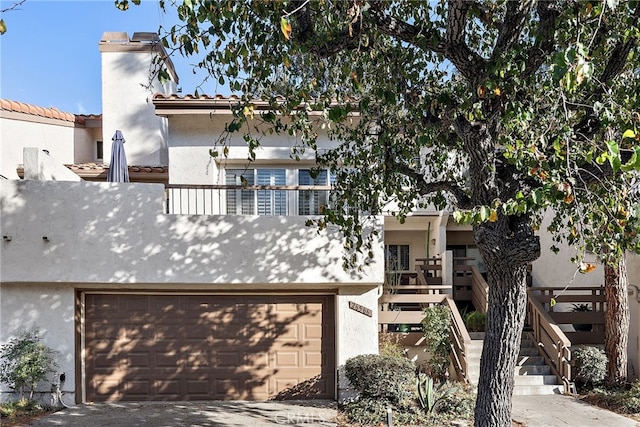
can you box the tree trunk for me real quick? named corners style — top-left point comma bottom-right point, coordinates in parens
top-left (604, 256), bottom-right (629, 385)
top-left (472, 219), bottom-right (539, 427)
top-left (474, 261), bottom-right (529, 427)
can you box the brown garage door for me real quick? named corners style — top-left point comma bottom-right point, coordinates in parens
top-left (84, 294), bottom-right (335, 401)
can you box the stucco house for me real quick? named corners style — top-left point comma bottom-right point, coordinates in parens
top-left (1, 31), bottom-right (639, 403)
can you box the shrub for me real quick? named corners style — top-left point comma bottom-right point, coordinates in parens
top-left (0, 328), bottom-right (58, 400)
top-left (422, 305), bottom-right (452, 380)
top-left (378, 332), bottom-right (405, 359)
top-left (583, 381), bottom-right (640, 414)
top-left (573, 346), bottom-right (607, 387)
top-left (434, 381), bottom-right (476, 420)
top-left (344, 354), bottom-right (415, 405)
top-left (464, 311), bottom-right (486, 332)
top-left (0, 399), bottom-right (45, 419)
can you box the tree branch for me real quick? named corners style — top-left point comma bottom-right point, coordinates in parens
top-left (523, 0), bottom-right (560, 78)
top-left (368, 6), bottom-right (445, 53)
top-left (574, 2), bottom-right (640, 140)
top-left (445, 0), bottom-right (486, 82)
top-left (0, 0), bottom-right (26, 14)
top-left (492, 0), bottom-right (535, 57)
top-left (600, 1), bottom-right (639, 83)
top-left (393, 162), bottom-right (472, 208)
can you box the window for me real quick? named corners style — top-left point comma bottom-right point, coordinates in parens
top-left (96, 141), bottom-right (103, 161)
top-left (226, 169), bottom-right (255, 215)
top-left (298, 169), bottom-right (330, 215)
top-left (224, 167), bottom-right (334, 216)
top-left (385, 244), bottom-right (410, 271)
top-left (257, 169), bottom-right (286, 215)
top-left (226, 169), bottom-right (287, 215)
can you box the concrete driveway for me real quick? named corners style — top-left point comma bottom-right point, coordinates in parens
top-left (30, 401), bottom-right (337, 427)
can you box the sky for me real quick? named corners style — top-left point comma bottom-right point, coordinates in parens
top-left (0, 0), bottom-right (218, 114)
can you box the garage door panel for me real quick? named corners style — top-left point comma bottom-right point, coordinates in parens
top-left (127, 352), bottom-right (151, 368)
top-left (274, 351), bottom-right (299, 368)
top-left (153, 379), bottom-right (180, 396)
top-left (126, 380), bottom-right (151, 396)
top-left (304, 351), bottom-right (322, 368)
top-left (84, 294), bottom-right (335, 401)
top-left (304, 324), bottom-right (323, 340)
top-left (155, 352), bottom-right (181, 368)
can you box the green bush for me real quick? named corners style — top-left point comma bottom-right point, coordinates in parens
top-left (573, 346), bottom-right (607, 387)
top-left (0, 399), bottom-right (44, 418)
top-left (378, 332), bottom-right (406, 359)
top-left (464, 311), bottom-right (487, 332)
top-left (0, 328), bottom-right (58, 400)
top-left (584, 381), bottom-right (640, 414)
top-left (344, 354), bottom-right (415, 405)
top-left (433, 381), bottom-right (476, 419)
top-left (422, 305), bottom-right (452, 380)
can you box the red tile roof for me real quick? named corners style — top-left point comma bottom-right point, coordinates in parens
top-left (66, 163), bottom-right (168, 174)
top-left (0, 99), bottom-right (101, 124)
top-left (153, 93), bottom-right (243, 101)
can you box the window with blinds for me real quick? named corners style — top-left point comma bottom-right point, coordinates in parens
top-left (225, 168), bottom-right (333, 216)
top-left (257, 169), bottom-right (286, 215)
top-left (298, 169), bottom-right (330, 215)
top-left (225, 169), bottom-right (255, 215)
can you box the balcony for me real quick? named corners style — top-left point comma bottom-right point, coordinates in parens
top-left (165, 184), bottom-right (333, 216)
top-left (0, 180), bottom-right (383, 286)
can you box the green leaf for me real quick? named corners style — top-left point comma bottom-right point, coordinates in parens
top-left (622, 129), bottom-right (636, 139)
top-left (606, 140), bottom-right (621, 172)
top-left (480, 206), bottom-right (490, 222)
top-left (531, 189), bottom-right (543, 205)
top-left (621, 147), bottom-right (640, 172)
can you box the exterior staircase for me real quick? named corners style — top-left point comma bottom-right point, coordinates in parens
top-left (465, 332), bottom-right (562, 395)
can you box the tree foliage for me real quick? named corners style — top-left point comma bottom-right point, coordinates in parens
top-left (119, 1), bottom-right (640, 425)
top-left (0, 328), bottom-right (57, 400)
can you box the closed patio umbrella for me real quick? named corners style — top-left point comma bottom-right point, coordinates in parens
top-left (107, 130), bottom-right (130, 182)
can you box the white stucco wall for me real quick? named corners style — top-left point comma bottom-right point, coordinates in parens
top-left (0, 114), bottom-right (77, 179)
top-left (336, 286), bottom-right (380, 401)
top-left (101, 51), bottom-right (170, 166)
top-left (73, 126), bottom-right (102, 164)
top-left (629, 253), bottom-right (640, 288)
top-left (23, 148), bottom-right (82, 181)
top-left (0, 284), bottom-right (75, 403)
top-left (532, 209), bottom-right (603, 287)
top-left (165, 114), bottom-right (341, 185)
top-left (0, 180), bottom-right (383, 286)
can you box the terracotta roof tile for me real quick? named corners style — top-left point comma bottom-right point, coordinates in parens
top-left (0, 98), bottom-right (102, 124)
top-left (65, 163), bottom-right (168, 174)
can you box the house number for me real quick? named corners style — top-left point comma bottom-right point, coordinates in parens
top-left (349, 301), bottom-right (372, 317)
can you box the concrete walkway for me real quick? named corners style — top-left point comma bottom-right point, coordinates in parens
top-left (25, 395), bottom-right (640, 426)
top-left (512, 394), bottom-right (639, 427)
top-left (29, 401), bottom-right (337, 427)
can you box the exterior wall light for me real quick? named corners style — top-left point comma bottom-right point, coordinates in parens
top-left (3, 235), bottom-right (12, 242)
top-left (42, 236), bottom-right (50, 242)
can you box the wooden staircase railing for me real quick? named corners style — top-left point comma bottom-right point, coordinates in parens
top-left (378, 286), bottom-right (472, 383)
top-left (471, 266), bottom-right (489, 313)
top-left (526, 291), bottom-right (572, 392)
top-left (444, 296), bottom-right (472, 383)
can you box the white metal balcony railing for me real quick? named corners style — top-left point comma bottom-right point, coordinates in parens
top-left (164, 184), bottom-right (334, 215)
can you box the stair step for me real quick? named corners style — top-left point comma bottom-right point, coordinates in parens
top-left (518, 348), bottom-right (539, 356)
top-left (516, 365), bottom-right (551, 375)
top-left (516, 355), bottom-right (544, 366)
top-left (512, 385), bottom-right (562, 395)
top-left (514, 375), bottom-right (559, 385)
top-left (519, 339), bottom-right (533, 347)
